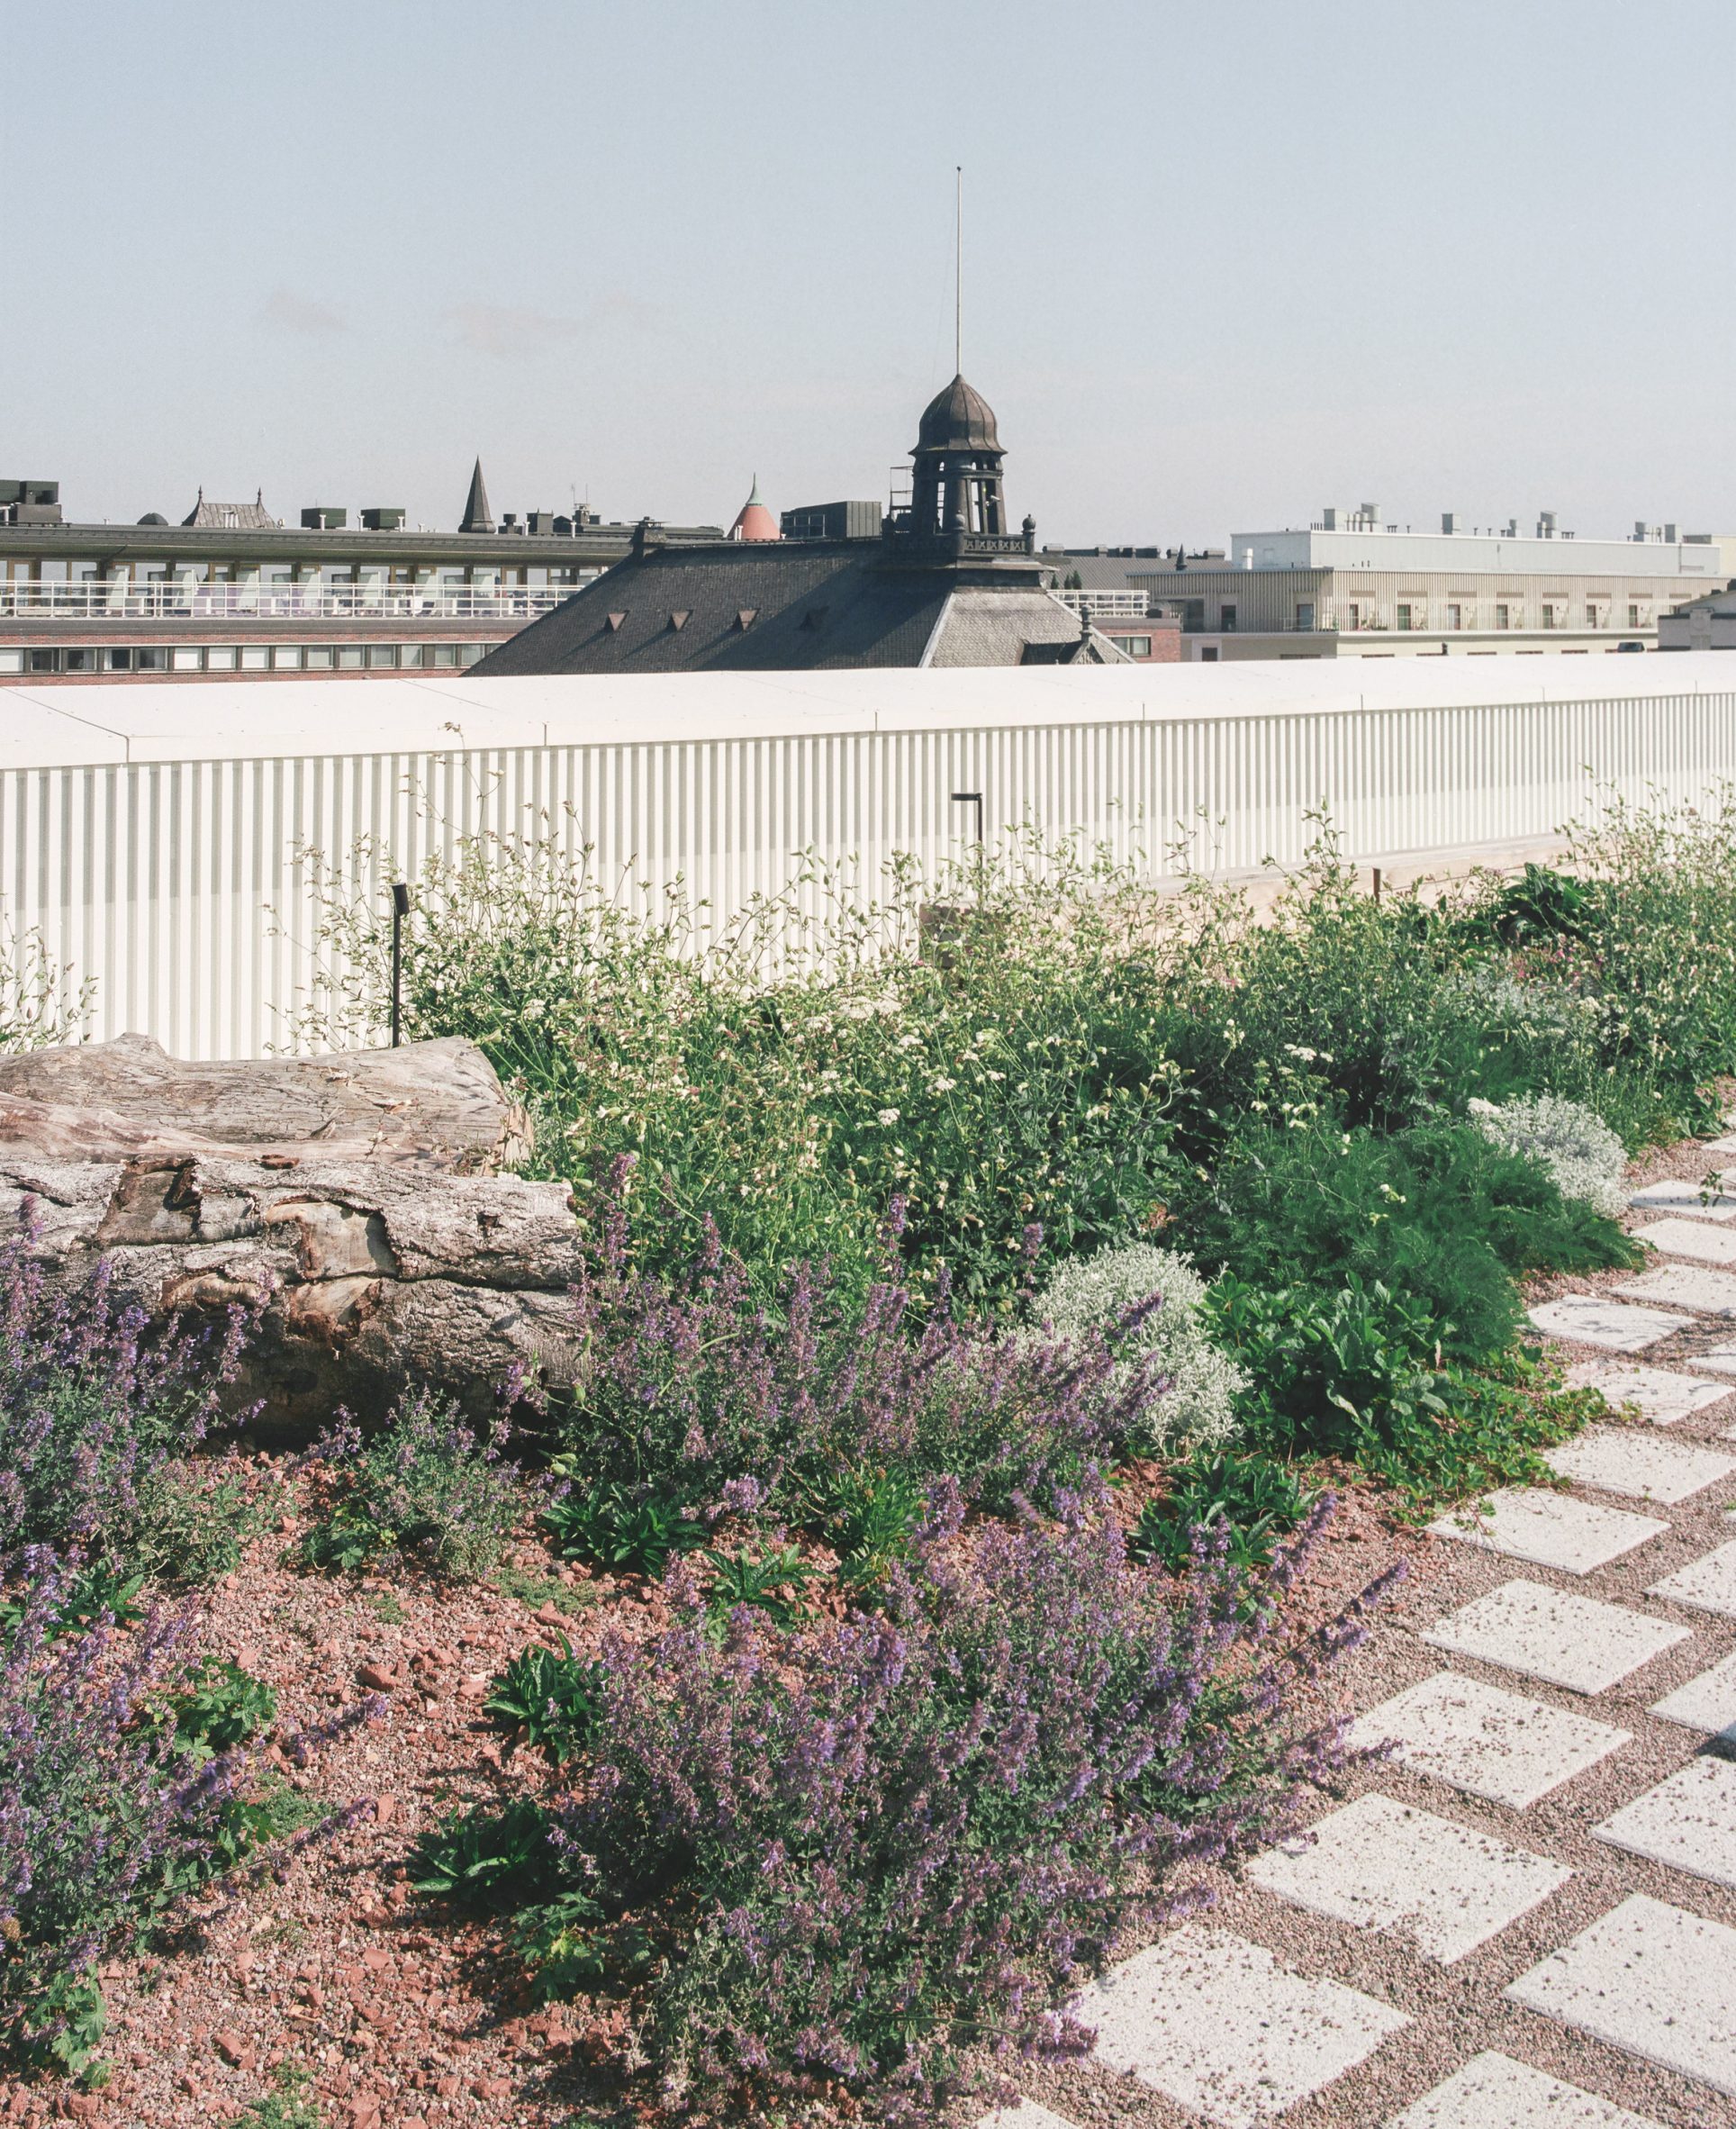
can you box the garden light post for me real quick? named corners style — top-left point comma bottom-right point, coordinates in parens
top-left (390, 881), bottom-right (411, 1047)
top-left (951, 792), bottom-right (983, 846)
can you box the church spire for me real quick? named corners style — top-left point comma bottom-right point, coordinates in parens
top-left (459, 456), bottom-right (494, 535)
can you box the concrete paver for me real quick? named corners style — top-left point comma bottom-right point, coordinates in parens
top-left (1426, 1489), bottom-right (1668, 1575)
top-left (1543, 1428), bottom-right (1736, 1504)
top-left (1506, 1893), bottom-right (1736, 2097)
top-left (1526, 1298), bottom-right (1691, 1351)
top-left (1423, 1580), bottom-right (1692, 1695)
top-left (1618, 1264), bottom-right (1736, 1316)
top-left (1632, 1217), bottom-right (1736, 1267)
top-left (975, 2105), bottom-right (1083, 2129)
top-left (1349, 1671), bottom-right (1629, 1808)
top-left (1592, 1754), bottom-right (1736, 1890)
top-left (1071, 1924), bottom-right (1408, 2128)
top-left (1647, 1537), bottom-right (1736, 1619)
top-left (1247, 1792), bottom-right (1570, 1964)
top-left (1562, 1362), bottom-right (1731, 1426)
top-left (1650, 1645), bottom-right (1736, 1740)
top-left (1627, 1179), bottom-right (1736, 1221)
top-left (1388, 2050), bottom-right (1666, 2128)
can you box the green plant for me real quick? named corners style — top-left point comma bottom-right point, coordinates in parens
top-left (703, 1543), bottom-right (814, 1630)
top-left (541, 1475), bottom-right (705, 1579)
top-left (238, 2060), bottom-right (324, 2128)
top-left (800, 1465), bottom-right (926, 1590)
top-left (302, 1391), bottom-right (524, 1581)
top-left (1129, 1450), bottom-right (1316, 1574)
top-left (158, 1657), bottom-right (278, 1759)
top-left (410, 1798), bottom-right (568, 1908)
top-left (484, 1638), bottom-right (606, 1761)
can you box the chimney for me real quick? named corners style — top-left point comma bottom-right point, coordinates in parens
top-left (1441, 512), bottom-right (1458, 535)
top-left (1537, 511), bottom-right (1557, 539)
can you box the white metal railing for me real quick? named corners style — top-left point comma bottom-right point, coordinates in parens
top-left (0, 583), bottom-right (590, 621)
top-left (1052, 588), bottom-right (1153, 618)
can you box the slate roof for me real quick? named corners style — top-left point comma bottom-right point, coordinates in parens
top-left (917, 374), bottom-right (1001, 453)
top-left (472, 541), bottom-right (1124, 675)
top-left (181, 490), bottom-right (280, 530)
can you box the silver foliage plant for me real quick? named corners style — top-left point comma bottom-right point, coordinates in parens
top-left (1467, 1092), bottom-right (1628, 1219)
top-left (1034, 1241), bottom-right (1244, 1455)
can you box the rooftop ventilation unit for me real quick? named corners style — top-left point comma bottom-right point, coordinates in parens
top-left (301, 505), bottom-right (347, 530)
top-left (360, 506), bottom-right (405, 532)
top-left (1441, 512), bottom-right (1458, 535)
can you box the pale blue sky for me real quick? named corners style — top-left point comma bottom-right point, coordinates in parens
top-left (5, 0), bottom-right (1731, 547)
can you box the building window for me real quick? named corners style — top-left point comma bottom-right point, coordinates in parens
top-left (63, 648), bottom-right (94, 672)
top-left (304, 647), bottom-right (334, 670)
top-left (205, 646), bottom-right (238, 670)
top-left (429, 644), bottom-right (459, 667)
top-left (1446, 603), bottom-right (1463, 630)
top-left (172, 648), bottom-right (202, 672)
top-left (1495, 603), bottom-right (1511, 630)
top-left (240, 645), bottom-right (269, 669)
top-left (1397, 602), bottom-right (1418, 630)
top-left (399, 644), bottom-right (424, 668)
top-left (1628, 603), bottom-right (1641, 628)
top-left (0, 648), bottom-right (22, 675)
top-left (28, 649), bottom-right (57, 673)
top-left (1199, 645), bottom-right (1219, 662)
top-left (1345, 601), bottom-right (1363, 630)
top-left (366, 645), bottom-right (396, 669)
top-left (136, 648), bottom-right (167, 671)
top-left (1218, 603), bottom-right (1237, 631)
top-left (459, 644), bottom-right (484, 666)
top-left (1542, 602), bottom-right (1560, 630)
top-left (100, 648), bottom-right (133, 671)
top-left (1586, 603), bottom-right (1603, 628)
top-left (338, 647), bottom-right (365, 668)
top-left (272, 646), bottom-right (301, 670)
top-left (1295, 601), bottom-right (1316, 630)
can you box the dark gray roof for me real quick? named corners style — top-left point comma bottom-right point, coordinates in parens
top-left (473, 541), bottom-right (1122, 675)
top-left (916, 374), bottom-right (1001, 454)
top-left (459, 458), bottom-right (493, 536)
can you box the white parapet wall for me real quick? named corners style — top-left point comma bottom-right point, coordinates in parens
top-left (2, 657), bottom-right (1735, 1059)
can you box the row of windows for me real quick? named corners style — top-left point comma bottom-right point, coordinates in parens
top-left (0, 641), bottom-right (493, 677)
top-left (1381, 602), bottom-right (1650, 632)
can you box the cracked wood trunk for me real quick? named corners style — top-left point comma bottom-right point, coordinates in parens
top-left (0, 1035), bottom-right (583, 1433)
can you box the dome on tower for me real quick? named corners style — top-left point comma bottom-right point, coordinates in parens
top-left (916, 374), bottom-right (1001, 454)
top-left (728, 475), bottom-right (780, 543)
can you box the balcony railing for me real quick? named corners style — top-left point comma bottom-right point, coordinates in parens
top-left (0, 583), bottom-right (585, 621)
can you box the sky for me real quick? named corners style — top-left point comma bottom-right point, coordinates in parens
top-left (4, 0), bottom-right (1731, 549)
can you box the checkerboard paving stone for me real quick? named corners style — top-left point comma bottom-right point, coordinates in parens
top-left (1544, 1428), bottom-right (1736, 1504)
top-left (1648, 1536), bottom-right (1736, 1619)
top-left (1423, 1580), bottom-right (1692, 1695)
top-left (975, 2105), bottom-right (1082, 2129)
top-left (1348, 1671), bottom-right (1629, 1808)
top-left (1628, 1177), bottom-right (1736, 1221)
top-left (1617, 1264), bottom-right (1736, 1316)
top-left (1633, 1216), bottom-right (1736, 1266)
top-left (1427, 1489), bottom-right (1668, 1574)
top-left (1563, 1361), bottom-right (1732, 1425)
top-left (1506, 1893), bottom-right (1736, 2097)
top-left (1527, 1297), bottom-right (1692, 1351)
top-left (1247, 1792), bottom-right (1570, 1964)
top-left (1650, 1645), bottom-right (1736, 1740)
top-left (1070, 1924), bottom-right (1409, 2128)
top-left (1593, 1754), bottom-right (1736, 1889)
top-left (1388, 2050), bottom-right (1667, 2128)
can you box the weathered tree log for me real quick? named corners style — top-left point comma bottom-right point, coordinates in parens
top-left (0, 1037), bottom-right (577, 1433)
top-left (0, 1033), bottom-right (530, 1172)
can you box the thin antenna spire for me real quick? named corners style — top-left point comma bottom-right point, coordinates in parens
top-left (954, 165), bottom-right (963, 376)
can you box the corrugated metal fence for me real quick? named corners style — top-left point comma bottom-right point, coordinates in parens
top-left (5, 684), bottom-right (1735, 1058)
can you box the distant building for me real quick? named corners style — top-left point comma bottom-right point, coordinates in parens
top-left (0, 464), bottom-right (723, 684)
top-left (475, 376), bottom-right (1128, 676)
top-left (782, 499), bottom-right (882, 542)
top-left (1128, 507), bottom-right (1725, 660)
top-left (728, 476), bottom-right (781, 542)
top-left (1659, 575), bottom-right (1736, 651)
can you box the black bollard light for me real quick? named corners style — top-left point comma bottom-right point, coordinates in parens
top-left (390, 881), bottom-right (411, 1047)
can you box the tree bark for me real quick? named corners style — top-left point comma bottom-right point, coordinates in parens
top-left (0, 1037), bottom-right (578, 1433)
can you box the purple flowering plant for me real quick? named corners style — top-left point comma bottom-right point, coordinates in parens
top-left (550, 1170), bottom-right (1167, 1560)
top-left (423, 1494), bottom-right (1400, 2121)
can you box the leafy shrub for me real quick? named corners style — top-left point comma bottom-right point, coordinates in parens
top-left (0, 1237), bottom-right (256, 1583)
top-left (703, 1542), bottom-right (814, 1630)
top-left (302, 1391), bottom-right (523, 1581)
top-left (1187, 1119), bottom-right (1635, 1368)
top-left (798, 1464), bottom-right (927, 1590)
top-left (1034, 1242), bottom-right (1244, 1455)
top-left (541, 1473), bottom-right (705, 1579)
top-left (238, 2061), bottom-right (325, 2129)
top-left (1468, 1093), bottom-right (1629, 1218)
top-left (0, 1560), bottom-right (276, 2075)
top-left (420, 1508), bottom-right (1397, 2118)
top-left (484, 1638), bottom-right (606, 1762)
top-left (1129, 1450), bottom-right (1316, 1574)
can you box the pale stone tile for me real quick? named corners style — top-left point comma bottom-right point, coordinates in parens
top-left (1071, 1923), bottom-right (1408, 2128)
top-left (1428, 1488), bottom-right (1668, 1575)
top-left (1506, 1893), bottom-right (1736, 2096)
top-left (1648, 1538), bottom-right (1736, 1619)
top-left (1423, 1579), bottom-right (1692, 1695)
top-left (1564, 1361), bottom-right (1731, 1426)
top-left (1528, 1297), bottom-right (1691, 1351)
top-left (1349, 1671), bottom-right (1629, 1808)
top-left (1618, 1264), bottom-right (1736, 1316)
top-left (1703, 1133), bottom-right (1736, 1156)
top-left (1593, 1756), bottom-right (1736, 1889)
top-left (976, 2105), bottom-right (1082, 2129)
top-left (1388, 2050), bottom-right (1666, 2128)
top-left (1650, 1646), bottom-right (1736, 1741)
top-left (1628, 1178), bottom-right (1736, 1221)
top-left (1696, 1343), bottom-right (1736, 1378)
top-left (1544, 1429), bottom-right (1736, 1505)
top-left (1247, 1792), bottom-right (1570, 1964)
top-left (1632, 1217), bottom-right (1736, 1266)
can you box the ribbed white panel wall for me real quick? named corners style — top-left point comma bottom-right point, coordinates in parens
top-left (3, 685), bottom-right (1734, 1059)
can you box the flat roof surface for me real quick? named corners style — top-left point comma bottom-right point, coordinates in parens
top-left (1, 654), bottom-right (1732, 772)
